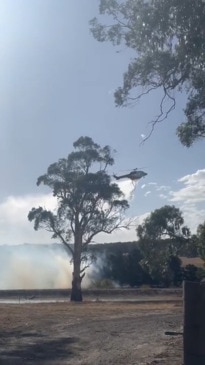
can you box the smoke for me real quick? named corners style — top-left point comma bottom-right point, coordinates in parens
top-left (0, 244), bottom-right (92, 290)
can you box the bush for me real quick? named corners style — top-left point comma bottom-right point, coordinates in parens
top-left (89, 279), bottom-right (116, 289)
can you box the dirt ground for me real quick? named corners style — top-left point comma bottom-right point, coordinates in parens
top-left (0, 300), bottom-right (183, 365)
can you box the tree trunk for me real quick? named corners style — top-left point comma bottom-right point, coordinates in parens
top-left (70, 228), bottom-right (83, 302)
top-left (70, 274), bottom-right (82, 302)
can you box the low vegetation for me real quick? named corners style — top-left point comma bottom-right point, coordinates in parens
top-left (89, 207), bottom-right (205, 288)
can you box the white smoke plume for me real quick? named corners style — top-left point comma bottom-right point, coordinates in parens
top-left (0, 244), bottom-right (91, 290)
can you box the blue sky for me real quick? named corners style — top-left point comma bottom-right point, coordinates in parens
top-left (0, 0), bottom-right (204, 244)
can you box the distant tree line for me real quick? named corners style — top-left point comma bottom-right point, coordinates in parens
top-left (89, 206), bottom-right (205, 288)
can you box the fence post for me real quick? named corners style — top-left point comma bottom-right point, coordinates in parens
top-left (183, 281), bottom-right (205, 365)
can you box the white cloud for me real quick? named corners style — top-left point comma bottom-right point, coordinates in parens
top-left (170, 169), bottom-right (205, 204)
top-left (0, 194), bottom-right (56, 244)
top-left (144, 191), bottom-right (151, 197)
top-left (136, 170), bottom-right (205, 233)
top-left (140, 133), bottom-right (146, 139)
top-left (181, 204), bottom-right (205, 233)
top-left (148, 182), bottom-right (157, 186)
top-left (159, 193), bottom-right (167, 199)
top-left (156, 185), bottom-right (171, 192)
top-left (168, 169), bottom-right (205, 232)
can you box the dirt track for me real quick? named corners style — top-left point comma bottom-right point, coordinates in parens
top-left (0, 300), bottom-right (183, 365)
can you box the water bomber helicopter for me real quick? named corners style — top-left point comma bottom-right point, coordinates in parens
top-left (113, 168), bottom-right (147, 181)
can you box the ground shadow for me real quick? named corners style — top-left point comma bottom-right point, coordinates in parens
top-left (0, 334), bottom-right (78, 364)
top-left (0, 330), bottom-right (45, 339)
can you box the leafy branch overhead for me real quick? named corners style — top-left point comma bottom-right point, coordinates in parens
top-left (90, 0), bottom-right (205, 146)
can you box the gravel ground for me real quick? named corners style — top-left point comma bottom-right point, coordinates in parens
top-left (0, 301), bottom-right (183, 365)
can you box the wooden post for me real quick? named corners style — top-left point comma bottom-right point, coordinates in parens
top-left (183, 281), bottom-right (205, 365)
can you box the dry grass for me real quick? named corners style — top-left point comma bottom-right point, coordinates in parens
top-left (0, 300), bottom-right (183, 364)
top-left (180, 256), bottom-right (204, 268)
top-left (0, 301), bottom-right (181, 335)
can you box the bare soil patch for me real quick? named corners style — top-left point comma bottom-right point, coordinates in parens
top-left (0, 300), bottom-right (183, 364)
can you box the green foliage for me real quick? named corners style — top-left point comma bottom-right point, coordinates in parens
top-left (28, 136), bottom-right (129, 249)
top-left (137, 205), bottom-right (190, 286)
top-left (87, 207), bottom-right (199, 288)
top-left (89, 278), bottom-right (115, 289)
top-left (196, 267), bottom-right (205, 281)
top-left (197, 222), bottom-right (205, 260)
top-left (182, 264), bottom-right (199, 282)
top-left (95, 245), bottom-right (147, 287)
top-left (165, 255), bottom-right (182, 287)
top-left (28, 136), bottom-right (129, 301)
top-left (90, 0), bottom-right (205, 146)
top-left (90, 241), bottom-right (139, 256)
top-left (98, 240), bottom-right (184, 287)
top-left (181, 234), bottom-right (199, 257)
top-left (137, 205), bottom-right (190, 243)
top-left (139, 240), bottom-right (182, 287)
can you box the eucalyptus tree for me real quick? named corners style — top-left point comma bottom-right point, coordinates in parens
top-left (136, 205), bottom-right (190, 285)
top-left (137, 205), bottom-right (190, 242)
top-left (197, 221), bottom-right (205, 260)
top-left (28, 136), bottom-right (129, 301)
top-left (90, 0), bottom-right (205, 146)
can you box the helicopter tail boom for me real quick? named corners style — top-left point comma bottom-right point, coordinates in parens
top-left (113, 174), bottom-right (121, 180)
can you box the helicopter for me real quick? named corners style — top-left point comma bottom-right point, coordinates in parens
top-left (113, 168), bottom-right (147, 181)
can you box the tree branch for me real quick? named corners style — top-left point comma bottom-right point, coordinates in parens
top-left (140, 86), bottom-right (176, 144)
top-left (48, 216), bottom-right (74, 256)
top-left (83, 216), bottom-right (131, 247)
